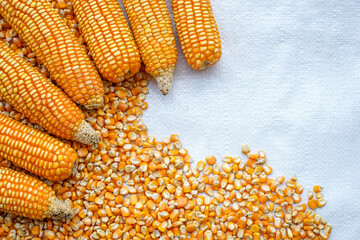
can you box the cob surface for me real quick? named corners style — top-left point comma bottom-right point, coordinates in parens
top-left (0, 167), bottom-right (75, 220)
top-left (0, 41), bottom-right (100, 145)
top-left (71, 0), bottom-right (141, 83)
top-left (0, 113), bottom-right (78, 181)
top-left (171, 0), bottom-right (222, 70)
top-left (123, 0), bottom-right (177, 95)
top-left (0, 0), bottom-right (104, 109)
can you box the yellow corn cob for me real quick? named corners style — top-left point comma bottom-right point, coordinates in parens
top-left (71, 0), bottom-right (141, 83)
top-left (0, 0), bottom-right (104, 109)
top-left (0, 41), bottom-right (100, 145)
top-left (0, 167), bottom-right (75, 220)
top-left (171, 0), bottom-right (222, 70)
top-left (0, 113), bottom-right (78, 181)
top-left (123, 0), bottom-right (177, 95)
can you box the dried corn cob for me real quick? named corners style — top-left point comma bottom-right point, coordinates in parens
top-left (123, 0), bottom-right (177, 95)
top-left (0, 113), bottom-right (78, 181)
top-left (0, 0), bottom-right (104, 109)
top-left (0, 41), bottom-right (100, 145)
top-left (0, 167), bottom-right (75, 220)
top-left (171, 0), bottom-right (222, 70)
top-left (71, 0), bottom-right (141, 83)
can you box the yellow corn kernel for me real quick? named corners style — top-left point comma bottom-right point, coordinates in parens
top-left (205, 155), bottom-right (217, 165)
top-left (196, 161), bottom-right (207, 171)
top-left (320, 230), bottom-right (329, 240)
top-left (313, 185), bottom-right (323, 193)
top-left (317, 198), bottom-right (327, 208)
top-left (294, 212), bottom-right (305, 224)
top-left (186, 222), bottom-right (196, 233)
top-left (308, 199), bottom-right (318, 210)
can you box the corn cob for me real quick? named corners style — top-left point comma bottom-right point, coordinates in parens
top-left (0, 113), bottom-right (78, 181)
top-left (71, 0), bottom-right (141, 83)
top-left (0, 41), bottom-right (100, 145)
top-left (171, 0), bottom-right (222, 70)
top-left (0, 0), bottom-right (104, 109)
top-left (123, 0), bottom-right (177, 95)
top-left (0, 167), bottom-right (75, 220)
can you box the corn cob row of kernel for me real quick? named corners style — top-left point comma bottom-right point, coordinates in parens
top-left (123, 0), bottom-right (178, 95)
top-left (71, 0), bottom-right (141, 83)
top-left (171, 0), bottom-right (222, 70)
top-left (0, 167), bottom-right (75, 220)
top-left (0, 113), bottom-right (78, 181)
top-left (0, 0), bottom-right (104, 109)
top-left (0, 41), bottom-right (100, 145)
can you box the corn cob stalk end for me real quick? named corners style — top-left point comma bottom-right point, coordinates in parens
top-left (73, 120), bottom-right (101, 145)
top-left (154, 66), bottom-right (175, 95)
top-left (44, 197), bottom-right (75, 220)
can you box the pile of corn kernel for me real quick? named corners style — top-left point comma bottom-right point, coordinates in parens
top-left (0, 1), bottom-right (331, 240)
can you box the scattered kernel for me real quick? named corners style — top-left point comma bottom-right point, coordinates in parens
top-left (205, 155), bottom-right (217, 165)
top-left (242, 143), bottom-right (250, 154)
top-left (308, 199), bottom-right (318, 210)
top-left (314, 185), bottom-right (323, 193)
top-left (317, 198), bottom-right (327, 207)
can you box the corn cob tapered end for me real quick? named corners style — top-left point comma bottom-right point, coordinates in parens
top-left (84, 96), bottom-right (104, 110)
top-left (198, 60), bottom-right (220, 70)
top-left (73, 120), bottom-right (101, 145)
top-left (154, 66), bottom-right (175, 95)
top-left (44, 197), bottom-right (75, 220)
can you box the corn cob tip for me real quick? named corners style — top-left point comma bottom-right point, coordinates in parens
top-left (73, 120), bottom-right (101, 145)
top-left (44, 197), bottom-right (76, 220)
top-left (154, 66), bottom-right (175, 95)
top-left (198, 60), bottom-right (220, 70)
top-left (84, 96), bottom-right (104, 110)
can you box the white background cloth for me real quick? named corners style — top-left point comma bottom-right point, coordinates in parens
top-left (134, 0), bottom-right (360, 239)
